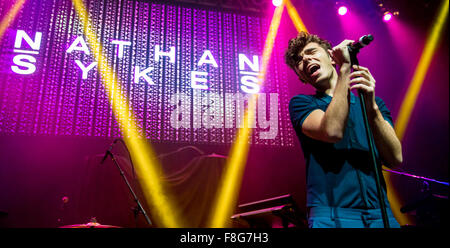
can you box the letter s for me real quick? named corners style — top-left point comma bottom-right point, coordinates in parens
top-left (11, 54), bottom-right (37, 75)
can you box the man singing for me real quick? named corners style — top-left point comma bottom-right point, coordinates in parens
top-left (285, 32), bottom-right (403, 228)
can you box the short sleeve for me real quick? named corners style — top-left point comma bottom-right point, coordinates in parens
top-left (289, 95), bottom-right (319, 130)
top-left (375, 97), bottom-right (394, 128)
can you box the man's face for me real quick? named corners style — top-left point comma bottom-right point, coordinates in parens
top-left (294, 42), bottom-right (335, 88)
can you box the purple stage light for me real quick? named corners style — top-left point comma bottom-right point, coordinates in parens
top-left (272, 0), bottom-right (282, 7)
top-left (383, 12), bottom-right (392, 22)
top-left (338, 6), bottom-right (348, 16)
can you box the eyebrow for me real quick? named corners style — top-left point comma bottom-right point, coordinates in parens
top-left (302, 47), bottom-right (316, 55)
top-left (297, 47), bottom-right (316, 61)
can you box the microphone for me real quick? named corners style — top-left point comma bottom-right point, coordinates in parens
top-left (101, 139), bottom-right (119, 164)
top-left (348, 34), bottom-right (374, 54)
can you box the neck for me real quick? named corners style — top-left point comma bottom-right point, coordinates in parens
top-left (318, 68), bottom-right (338, 97)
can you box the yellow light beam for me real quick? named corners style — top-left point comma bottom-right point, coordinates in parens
top-left (0, 0), bottom-right (26, 44)
top-left (395, 0), bottom-right (448, 140)
top-left (387, 0), bottom-right (448, 226)
top-left (71, 0), bottom-right (181, 227)
top-left (285, 0), bottom-right (308, 33)
top-left (208, 3), bottom-right (285, 228)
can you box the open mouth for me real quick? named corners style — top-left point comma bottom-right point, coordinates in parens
top-left (308, 64), bottom-right (320, 77)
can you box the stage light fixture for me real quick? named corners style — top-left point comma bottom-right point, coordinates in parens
top-left (336, 1), bottom-right (349, 16)
top-left (272, 0), bottom-right (283, 7)
top-left (383, 11), bottom-right (392, 21)
top-left (338, 6), bottom-right (348, 16)
top-left (377, 1), bottom-right (399, 22)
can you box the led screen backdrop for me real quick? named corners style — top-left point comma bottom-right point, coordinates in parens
top-left (0, 0), bottom-right (295, 146)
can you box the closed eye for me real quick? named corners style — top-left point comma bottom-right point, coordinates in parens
top-left (304, 48), bottom-right (316, 55)
top-left (297, 48), bottom-right (317, 66)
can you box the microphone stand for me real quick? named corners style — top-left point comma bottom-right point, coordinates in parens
top-left (104, 150), bottom-right (153, 227)
top-left (348, 46), bottom-right (390, 228)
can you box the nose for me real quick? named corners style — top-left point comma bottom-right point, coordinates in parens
top-left (303, 54), bottom-right (314, 62)
top-left (299, 55), bottom-right (313, 69)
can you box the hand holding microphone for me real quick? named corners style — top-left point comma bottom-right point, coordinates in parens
top-left (329, 39), bottom-right (355, 67)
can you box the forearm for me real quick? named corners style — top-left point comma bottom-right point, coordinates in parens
top-left (369, 108), bottom-right (403, 168)
top-left (321, 64), bottom-right (351, 140)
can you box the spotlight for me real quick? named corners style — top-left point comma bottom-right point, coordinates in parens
top-left (377, 1), bottom-right (399, 22)
top-left (383, 11), bottom-right (392, 21)
top-left (272, 0), bottom-right (283, 7)
top-left (338, 6), bottom-right (348, 16)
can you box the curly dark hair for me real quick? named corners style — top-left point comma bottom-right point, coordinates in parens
top-left (284, 31), bottom-right (333, 71)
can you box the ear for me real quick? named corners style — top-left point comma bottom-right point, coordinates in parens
top-left (328, 49), bottom-right (336, 66)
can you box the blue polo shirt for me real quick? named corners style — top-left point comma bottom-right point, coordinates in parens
top-left (289, 91), bottom-right (393, 209)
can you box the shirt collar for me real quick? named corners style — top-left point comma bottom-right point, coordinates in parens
top-left (315, 90), bottom-right (356, 104)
